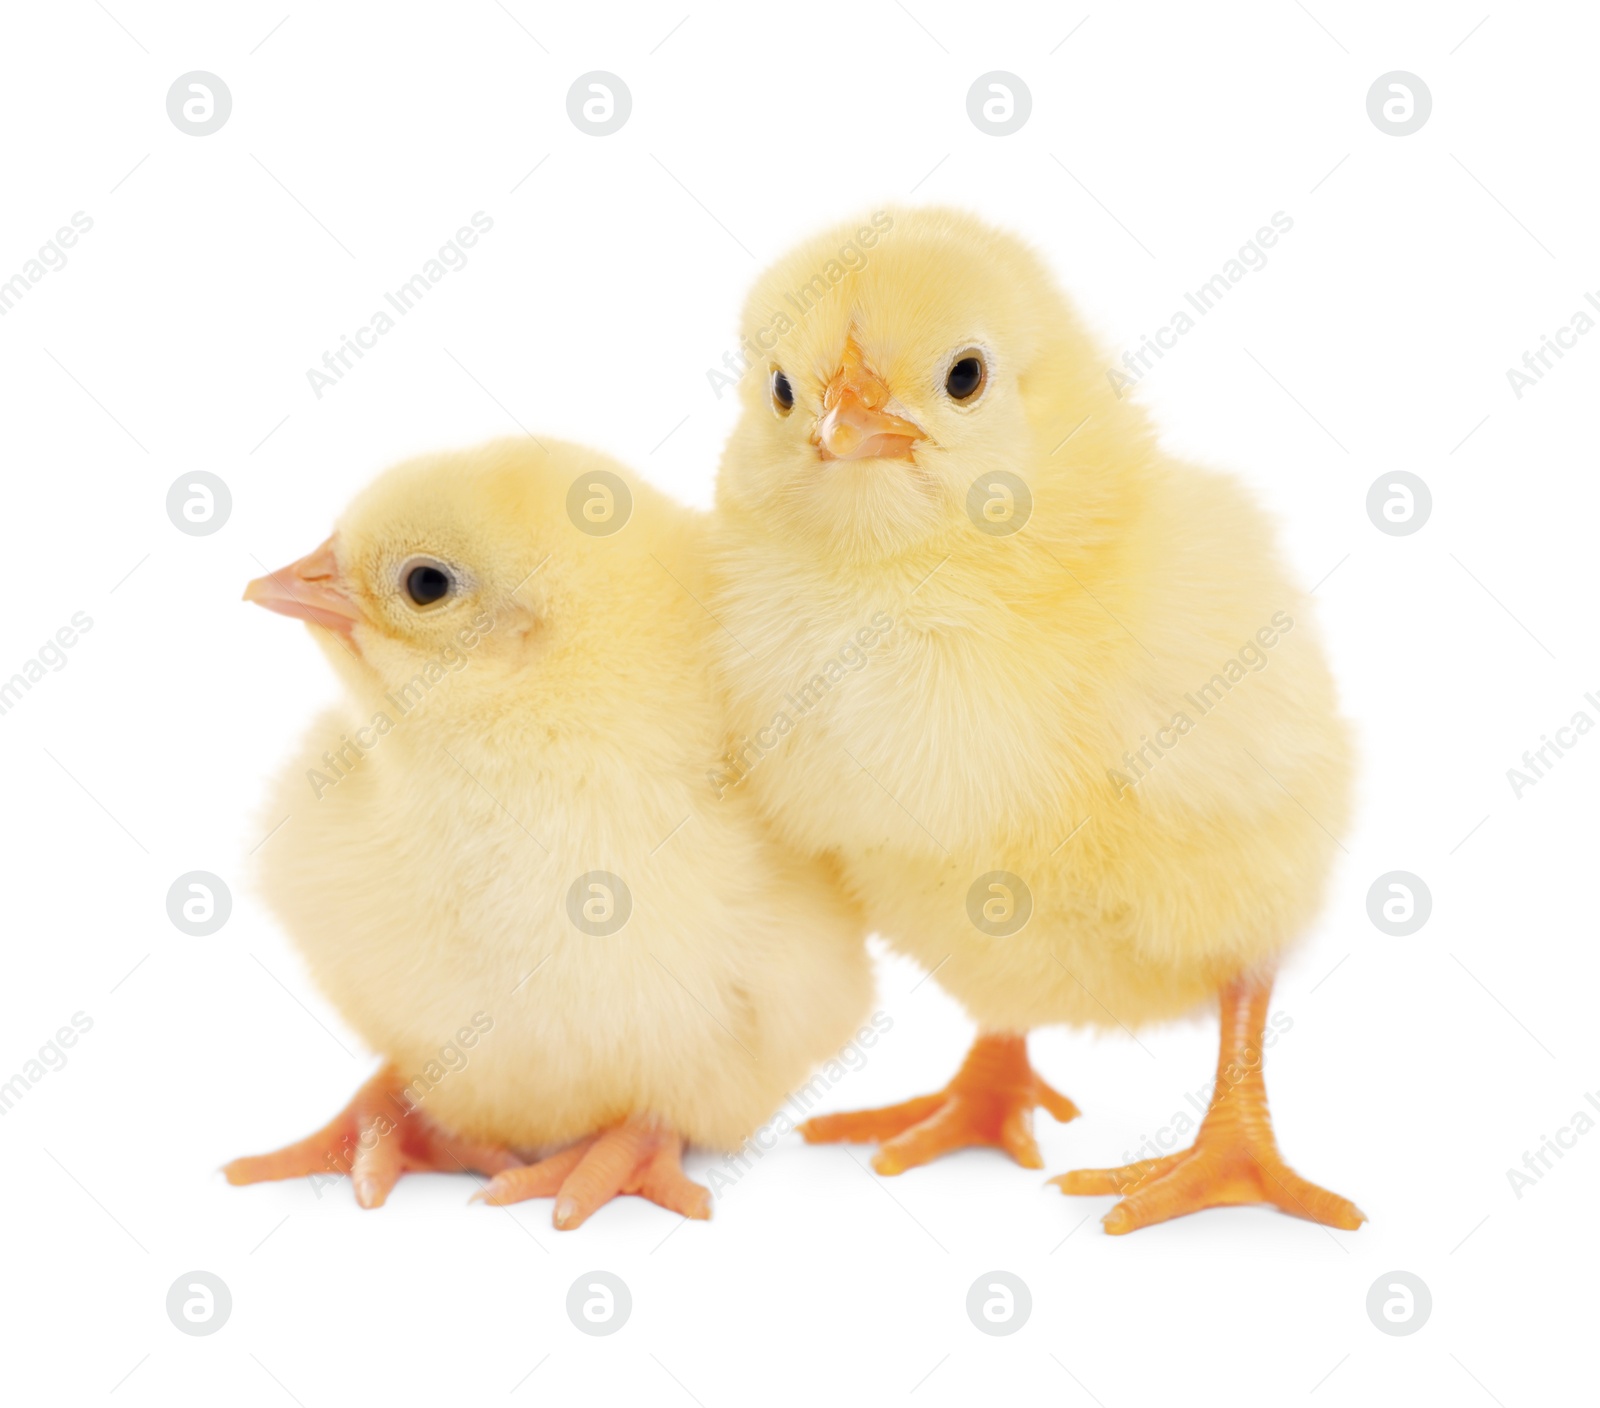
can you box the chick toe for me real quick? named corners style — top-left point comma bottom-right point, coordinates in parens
top-left (1060, 1143), bottom-right (1365, 1236)
top-left (798, 1093), bottom-right (947, 1146)
top-left (475, 1118), bottom-right (711, 1229)
top-left (800, 1032), bottom-right (1079, 1176)
top-left (1050, 1153), bottom-right (1186, 1198)
top-left (1052, 975), bottom-right (1364, 1234)
top-left (223, 1065), bottom-right (522, 1209)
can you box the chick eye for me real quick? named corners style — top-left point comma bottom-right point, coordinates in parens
top-left (403, 562), bottom-right (453, 607)
top-left (945, 352), bottom-right (987, 403)
top-left (771, 369), bottom-right (795, 415)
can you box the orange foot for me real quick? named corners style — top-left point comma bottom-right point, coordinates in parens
top-left (474, 1117), bottom-right (712, 1230)
top-left (799, 1032), bottom-right (1079, 1175)
top-left (224, 1066), bottom-right (521, 1209)
top-left (1052, 973), bottom-right (1366, 1234)
top-left (1052, 1142), bottom-right (1364, 1235)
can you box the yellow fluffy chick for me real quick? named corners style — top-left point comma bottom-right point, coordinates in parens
top-left (226, 438), bottom-right (870, 1227)
top-left (707, 207), bottom-right (1362, 1235)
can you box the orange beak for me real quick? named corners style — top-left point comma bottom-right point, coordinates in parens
top-left (244, 535), bottom-right (362, 642)
top-left (812, 337), bottom-right (924, 462)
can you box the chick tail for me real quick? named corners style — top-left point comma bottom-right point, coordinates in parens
top-left (1051, 972), bottom-right (1366, 1234)
top-left (474, 1116), bottom-right (712, 1230)
top-left (799, 1032), bottom-right (1080, 1175)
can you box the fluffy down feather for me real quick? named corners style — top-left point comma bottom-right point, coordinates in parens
top-left (709, 208), bottom-right (1352, 1032)
top-left (256, 438), bottom-right (871, 1150)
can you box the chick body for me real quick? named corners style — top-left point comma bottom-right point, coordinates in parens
top-left (707, 209), bottom-right (1361, 1228)
top-left (712, 210), bottom-right (1349, 1031)
top-left (713, 452), bottom-right (1348, 1031)
top-left (255, 439), bottom-right (870, 1156)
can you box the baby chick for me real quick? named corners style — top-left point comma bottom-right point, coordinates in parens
top-left (707, 208), bottom-right (1362, 1234)
top-left (226, 439), bottom-right (870, 1226)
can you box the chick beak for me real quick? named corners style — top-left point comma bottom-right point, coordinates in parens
top-left (813, 338), bottom-right (923, 463)
top-left (243, 535), bottom-right (362, 642)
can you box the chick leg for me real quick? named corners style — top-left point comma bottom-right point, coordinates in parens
top-left (799, 1032), bottom-right (1079, 1174)
top-left (475, 1117), bottom-right (713, 1230)
top-left (1052, 972), bottom-right (1365, 1234)
top-left (224, 1065), bottom-right (522, 1209)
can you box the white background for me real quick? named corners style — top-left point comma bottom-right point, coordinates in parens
top-left (2, 1), bottom-right (1596, 1404)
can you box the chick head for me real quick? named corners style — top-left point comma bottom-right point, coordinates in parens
top-left (244, 438), bottom-right (661, 715)
top-left (717, 207), bottom-right (1137, 561)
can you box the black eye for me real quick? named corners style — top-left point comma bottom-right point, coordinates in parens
top-left (945, 353), bottom-right (987, 403)
top-left (771, 369), bottom-right (794, 414)
top-left (404, 563), bottom-right (453, 606)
